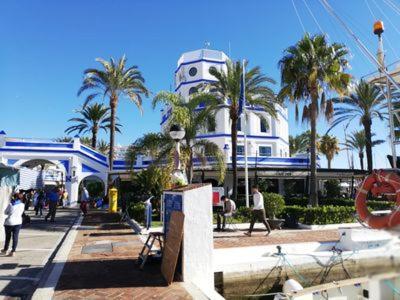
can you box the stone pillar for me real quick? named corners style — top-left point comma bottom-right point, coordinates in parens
top-left (163, 184), bottom-right (214, 295)
top-left (68, 155), bottom-right (80, 207)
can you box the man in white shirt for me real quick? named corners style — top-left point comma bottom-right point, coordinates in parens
top-left (244, 185), bottom-right (271, 237)
top-left (216, 196), bottom-right (236, 231)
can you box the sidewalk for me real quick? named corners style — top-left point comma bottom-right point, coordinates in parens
top-left (53, 211), bottom-right (191, 300)
top-left (0, 208), bottom-right (79, 298)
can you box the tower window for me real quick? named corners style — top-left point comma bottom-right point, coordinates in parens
top-left (209, 66), bottom-right (217, 74)
top-left (237, 145), bottom-right (244, 156)
top-left (189, 67), bottom-right (197, 77)
top-left (189, 87), bottom-right (197, 95)
top-left (260, 118), bottom-right (268, 133)
top-left (259, 146), bottom-right (272, 157)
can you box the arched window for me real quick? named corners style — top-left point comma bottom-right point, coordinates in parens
top-left (189, 87), bottom-right (197, 95)
top-left (260, 117), bottom-right (268, 133)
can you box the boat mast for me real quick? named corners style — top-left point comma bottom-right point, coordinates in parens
top-left (374, 21), bottom-right (397, 169)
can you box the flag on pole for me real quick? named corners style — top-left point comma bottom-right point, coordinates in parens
top-left (238, 71), bottom-right (246, 116)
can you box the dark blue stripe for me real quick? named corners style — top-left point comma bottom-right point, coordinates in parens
top-left (175, 79), bottom-right (217, 92)
top-left (195, 133), bottom-right (289, 145)
top-left (0, 148), bottom-right (109, 168)
top-left (5, 141), bottom-right (73, 149)
top-left (80, 145), bottom-right (108, 162)
top-left (175, 58), bottom-right (225, 74)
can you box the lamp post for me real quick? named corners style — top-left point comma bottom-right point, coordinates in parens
top-left (169, 124), bottom-right (188, 185)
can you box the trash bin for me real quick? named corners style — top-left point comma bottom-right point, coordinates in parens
top-left (108, 187), bottom-right (118, 213)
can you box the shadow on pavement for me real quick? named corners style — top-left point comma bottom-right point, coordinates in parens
top-left (54, 259), bottom-right (167, 290)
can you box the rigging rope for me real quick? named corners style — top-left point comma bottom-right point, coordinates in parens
top-left (292, 0), bottom-right (307, 33)
top-left (302, 0), bottom-right (324, 33)
top-left (383, 0), bottom-right (400, 15)
top-left (319, 0), bottom-right (400, 95)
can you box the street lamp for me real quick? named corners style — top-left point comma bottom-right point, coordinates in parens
top-left (169, 124), bottom-right (188, 186)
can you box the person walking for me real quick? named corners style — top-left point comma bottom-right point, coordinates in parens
top-left (80, 185), bottom-right (89, 216)
top-left (45, 187), bottom-right (59, 222)
top-left (216, 196), bottom-right (236, 231)
top-left (244, 185), bottom-right (271, 237)
top-left (35, 190), bottom-right (45, 216)
top-left (2, 193), bottom-right (25, 257)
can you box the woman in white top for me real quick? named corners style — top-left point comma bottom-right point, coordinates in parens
top-left (2, 193), bottom-right (25, 256)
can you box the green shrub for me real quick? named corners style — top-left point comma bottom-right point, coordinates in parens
top-left (128, 202), bottom-right (146, 223)
top-left (281, 205), bottom-right (356, 225)
top-left (235, 206), bottom-right (252, 223)
top-left (285, 197), bottom-right (393, 210)
top-left (263, 192), bottom-right (285, 219)
top-left (324, 180), bottom-right (341, 198)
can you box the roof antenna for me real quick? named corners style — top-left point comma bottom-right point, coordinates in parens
top-left (204, 41), bottom-right (211, 49)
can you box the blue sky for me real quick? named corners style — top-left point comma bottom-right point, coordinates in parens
top-left (0, 0), bottom-right (399, 168)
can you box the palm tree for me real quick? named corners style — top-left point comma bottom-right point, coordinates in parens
top-left (65, 103), bottom-right (120, 149)
top-left (319, 134), bottom-right (340, 169)
top-left (79, 136), bottom-right (92, 147)
top-left (55, 136), bottom-right (73, 143)
top-left (289, 130), bottom-right (320, 156)
top-left (78, 56), bottom-right (149, 172)
top-left (198, 60), bottom-right (277, 200)
top-left (279, 34), bottom-right (351, 206)
top-left (97, 139), bottom-right (110, 155)
top-left (151, 92), bottom-right (226, 183)
top-left (342, 130), bottom-right (384, 170)
top-left (329, 80), bottom-right (385, 172)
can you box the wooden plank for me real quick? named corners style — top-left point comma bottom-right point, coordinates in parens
top-left (161, 211), bottom-right (184, 285)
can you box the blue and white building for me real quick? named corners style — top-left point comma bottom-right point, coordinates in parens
top-left (0, 49), bottom-right (365, 201)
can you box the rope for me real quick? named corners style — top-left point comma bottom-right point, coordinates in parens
top-left (302, 0), bottom-right (324, 33)
top-left (383, 0), bottom-right (400, 15)
top-left (383, 279), bottom-right (400, 295)
top-left (291, 0), bottom-right (307, 33)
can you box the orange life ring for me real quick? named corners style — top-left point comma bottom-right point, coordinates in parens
top-left (355, 169), bottom-right (400, 229)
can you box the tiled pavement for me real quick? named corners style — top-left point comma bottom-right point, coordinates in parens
top-left (0, 208), bottom-right (79, 299)
top-left (53, 212), bottom-right (191, 300)
top-left (51, 211), bottom-right (340, 299)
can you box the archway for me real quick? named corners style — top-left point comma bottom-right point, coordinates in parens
top-left (79, 175), bottom-right (106, 202)
top-left (15, 159), bottom-right (66, 190)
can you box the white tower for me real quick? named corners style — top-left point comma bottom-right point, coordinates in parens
top-left (161, 49), bottom-right (290, 167)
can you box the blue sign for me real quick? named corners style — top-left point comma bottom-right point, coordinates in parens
top-left (163, 193), bottom-right (183, 235)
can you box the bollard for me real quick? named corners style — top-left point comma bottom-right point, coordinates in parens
top-left (108, 187), bottom-right (118, 213)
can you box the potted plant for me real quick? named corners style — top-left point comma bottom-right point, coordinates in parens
top-left (263, 192), bottom-right (285, 229)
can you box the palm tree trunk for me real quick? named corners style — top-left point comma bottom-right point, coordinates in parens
top-left (363, 119), bottom-right (373, 173)
top-left (91, 127), bottom-right (98, 149)
top-left (327, 158), bottom-right (331, 169)
top-left (109, 95), bottom-right (117, 175)
top-left (310, 98), bottom-right (318, 206)
top-left (231, 115), bottom-right (238, 202)
top-left (359, 152), bottom-right (364, 171)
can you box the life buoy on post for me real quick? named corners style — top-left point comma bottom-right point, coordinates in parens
top-left (355, 170), bottom-right (400, 229)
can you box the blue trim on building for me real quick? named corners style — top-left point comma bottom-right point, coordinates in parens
top-left (195, 133), bottom-right (289, 145)
top-left (5, 141), bottom-right (73, 149)
top-left (175, 58), bottom-right (226, 74)
top-left (82, 163), bottom-right (100, 173)
top-left (80, 145), bottom-right (107, 162)
top-left (7, 159), bottom-right (18, 166)
top-left (175, 79), bottom-right (217, 92)
top-left (59, 160), bottom-right (70, 173)
top-left (0, 148), bottom-right (109, 168)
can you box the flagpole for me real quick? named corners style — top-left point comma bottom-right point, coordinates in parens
top-left (243, 59), bottom-right (250, 208)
